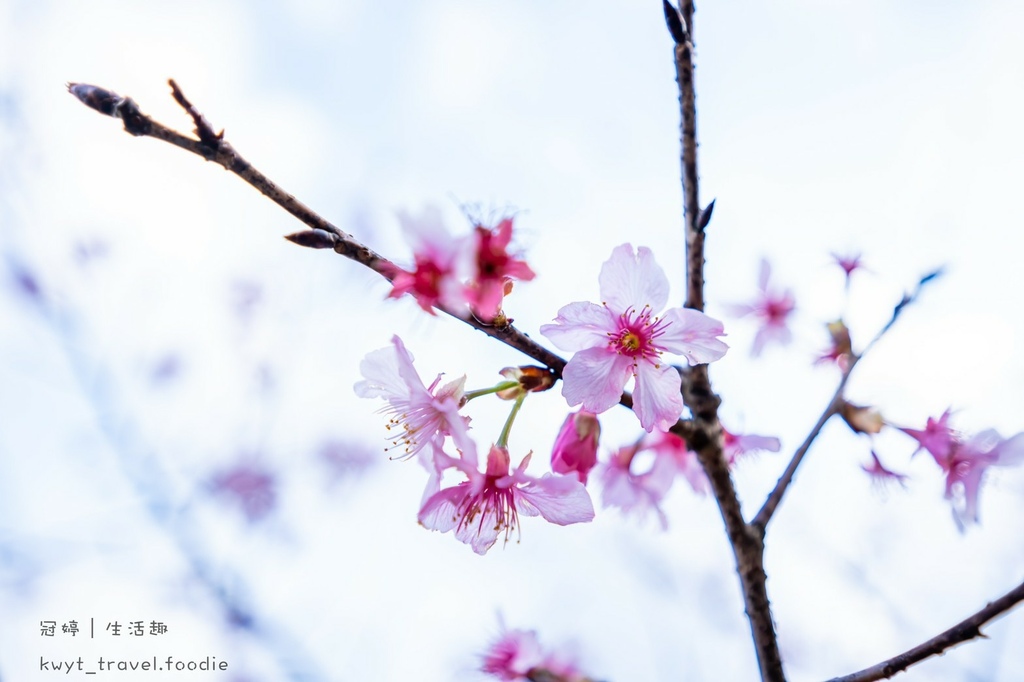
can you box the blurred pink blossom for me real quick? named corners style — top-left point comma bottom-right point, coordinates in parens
top-left (463, 217), bottom-right (536, 320)
top-left (900, 412), bottom-right (1024, 528)
top-left (550, 410), bottom-right (601, 484)
top-left (729, 258), bottom-right (795, 356)
top-left (721, 426), bottom-right (781, 467)
top-left (861, 451), bottom-right (908, 490)
top-left (481, 627), bottom-right (591, 682)
top-left (354, 335), bottom-right (468, 461)
top-left (541, 244), bottom-right (728, 431)
top-left (381, 206), bottom-right (465, 314)
top-left (599, 431), bottom-right (705, 529)
top-left (418, 445), bottom-right (594, 555)
top-left (831, 251), bottom-right (864, 287)
top-left (209, 462), bottom-right (277, 523)
top-left (899, 409), bottom-right (955, 463)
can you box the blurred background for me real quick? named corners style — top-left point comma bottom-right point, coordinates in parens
top-left (2, 1), bottom-right (1024, 680)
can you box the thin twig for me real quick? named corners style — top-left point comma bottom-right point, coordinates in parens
top-left (824, 577), bottom-right (1024, 682)
top-left (752, 268), bottom-right (943, 532)
top-left (67, 81), bottom-right (567, 374)
top-left (664, 3), bottom-right (785, 680)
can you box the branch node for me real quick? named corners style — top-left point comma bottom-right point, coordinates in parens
top-left (662, 0), bottom-right (687, 44)
top-left (697, 198), bottom-right (715, 231)
top-left (168, 78), bottom-right (224, 148)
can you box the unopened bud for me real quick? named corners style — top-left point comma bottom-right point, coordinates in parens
top-left (284, 229), bottom-right (338, 249)
top-left (840, 401), bottom-right (885, 435)
top-left (497, 366), bottom-right (556, 399)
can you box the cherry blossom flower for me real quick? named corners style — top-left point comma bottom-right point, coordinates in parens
top-left (599, 431), bottom-right (703, 529)
top-left (464, 217), bottom-right (536, 320)
top-left (900, 412), bottom-right (1024, 528)
top-left (541, 244), bottom-right (728, 432)
top-left (721, 426), bottom-right (781, 467)
top-left (831, 252), bottom-right (864, 287)
top-left (940, 430), bottom-right (1024, 528)
top-left (728, 258), bottom-right (795, 357)
top-left (418, 445), bottom-right (594, 554)
top-left (481, 627), bottom-right (591, 682)
top-left (550, 410), bottom-right (601, 484)
top-left (899, 409), bottom-right (955, 462)
top-left (209, 462), bottom-right (277, 523)
top-left (354, 335), bottom-right (468, 461)
top-left (861, 451), bottom-right (908, 490)
top-left (380, 206), bottom-right (465, 314)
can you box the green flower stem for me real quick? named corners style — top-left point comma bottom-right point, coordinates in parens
top-left (496, 394), bottom-right (527, 449)
top-left (463, 381), bottom-right (521, 403)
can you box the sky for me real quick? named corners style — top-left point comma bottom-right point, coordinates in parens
top-left (2, 1), bottom-right (1024, 681)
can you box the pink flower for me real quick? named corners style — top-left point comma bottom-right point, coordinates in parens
top-left (541, 244), bottom-right (728, 432)
top-left (861, 451), bottom-right (908, 490)
top-left (209, 461), bottom-right (277, 522)
top-left (354, 335), bottom-right (468, 461)
top-left (418, 445), bottom-right (595, 554)
top-left (599, 431), bottom-right (704, 529)
top-left (729, 258), bottom-right (796, 357)
top-left (464, 217), bottom-right (536, 320)
top-left (832, 252), bottom-right (864, 287)
top-left (899, 409), bottom-right (955, 463)
top-left (551, 410), bottom-right (601, 484)
top-left (815, 320), bottom-right (853, 370)
top-left (481, 628), bottom-right (544, 681)
top-left (900, 412), bottom-right (1024, 528)
top-left (480, 627), bottom-right (590, 682)
top-left (938, 429), bottom-right (1024, 529)
top-left (721, 426), bottom-right (781, 467)
top-left (381, 206), bottom-right (465, 314)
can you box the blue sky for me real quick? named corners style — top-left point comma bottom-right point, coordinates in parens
top-left (2, 2), bottom-right (1024, 681)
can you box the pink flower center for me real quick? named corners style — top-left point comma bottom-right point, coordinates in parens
top-left (607, 305), bottom-right (668, 362)
top-left (457, 480), bottom-right (520, 544)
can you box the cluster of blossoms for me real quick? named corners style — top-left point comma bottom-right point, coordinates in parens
top-left (380, 206), bottom-right (535, 321)
top-left (355, 335), bottom-right (594, 554)
top-left (357, 240), bottom-right (746, 551)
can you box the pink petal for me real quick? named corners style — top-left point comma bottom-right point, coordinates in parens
top-left (418, 484), bottom-right (471, 534)
top-left (598, 244), bottom-right (669, 314)
top-left (658, 307), bottom-right (729, 365)
top-left (993, 432), bottom-right (1024, 466)
top-left (540, 301), bottom-right (615, 352)
top-left (516, 475), bottom-right (595, 525)
top-left (631, 361), bottom-right (684, 432)
top-left (561, 347), bottom-right (633, 414)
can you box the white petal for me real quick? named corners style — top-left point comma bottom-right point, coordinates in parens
top-left (540, 301), bottom-right (615, 352)
top-left (561, 348), bottom-right (633, 414)
top-left (353, 345), bottom-right (409, 399)
top-left (632, 361), bottom-right (684, 432)
top-left (599, 244), bottom-right (669, 314)
top-left (517, 475), bottom-right (595, 525)
top-left (658, 307), bottom-right (729, 365)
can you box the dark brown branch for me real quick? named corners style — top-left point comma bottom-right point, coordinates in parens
top-left (824, 577), bottom-right (1024, 682)
top-left (68, 80), bottom-right (567, 375)
top-left (752, 268), bottom-right (943, 532)
top-left (666, 3), bottom-right (785, 680)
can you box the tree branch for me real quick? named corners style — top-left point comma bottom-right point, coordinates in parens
top-left (824, 577), bottom-right (1024, 682)
top-left (751, 268), bottom-right (943, 533)
top-left (67, 81), bottom-right (565, 373)
top-left (664, 3), bottom-right (785, 680)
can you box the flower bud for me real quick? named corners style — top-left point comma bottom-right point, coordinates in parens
top-left (551, 410), bottom-right (600, 484)
top-left (840, 401), bottom-right (885, 435)
top-left (496, 366), bottom-right (556, 399)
